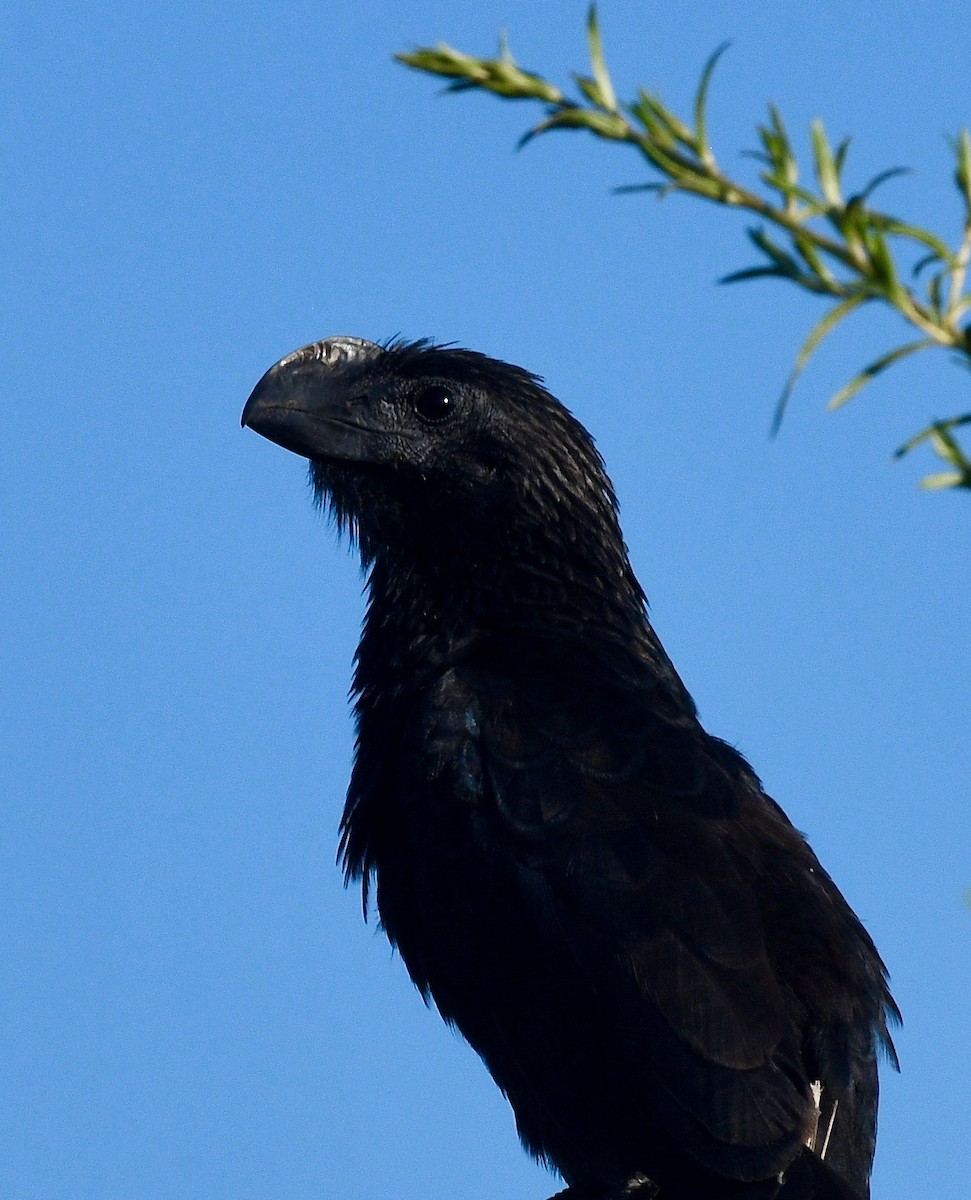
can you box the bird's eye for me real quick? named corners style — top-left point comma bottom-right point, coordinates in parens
top-left (413, 384), bottom-right (455, 423)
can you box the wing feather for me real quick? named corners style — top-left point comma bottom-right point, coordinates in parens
top-left (475, 669), bottom-right (813, 1170)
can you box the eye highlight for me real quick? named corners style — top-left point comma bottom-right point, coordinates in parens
top-left (413, 384), bottom-right (455, 423)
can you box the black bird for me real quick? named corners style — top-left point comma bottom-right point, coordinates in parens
top-left (242, 337), bottom-right (897, 1200)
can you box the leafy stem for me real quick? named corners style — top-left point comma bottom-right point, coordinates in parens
top-left (396, 5), bottom-right (971, 490)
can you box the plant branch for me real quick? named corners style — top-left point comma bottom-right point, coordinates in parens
top-left (396, 5), bottom-right (971, 490)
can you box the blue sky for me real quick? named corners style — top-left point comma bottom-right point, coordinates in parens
top-left (3, 3), bottom-right (969, 1198)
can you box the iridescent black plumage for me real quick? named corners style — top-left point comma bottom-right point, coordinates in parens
top-left (243, 337), bottom-right (897, 1200)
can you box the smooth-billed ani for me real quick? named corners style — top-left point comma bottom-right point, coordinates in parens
top-left (242, 336), bottom-right (897, 1200)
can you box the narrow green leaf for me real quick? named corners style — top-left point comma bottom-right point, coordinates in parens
top-left (791, 232), bottom-right (831, 280)
top-left (854, 166), bottom-right (910, 203)
top-left (827, 338), bottom-right (935, 411)
top-left (912, 252), bottom-right (942, 278)
top-left (953, 127), bottom-right (971, 208)
top-left (833, 135), bottom-right (852, 178)
top-left (873, 217), bottom-right (954, 263)
top-left (497, 29), bottom-right (514, 66)
top-left (630, 89), bottom-right (676, 147)
top-left (919, 470), bottom-right (967, 489)
top-left (757, 105), bottom-right (794, 180)
top-left (760, 176), bottom-right (823, 211)
top-left (929, 426), bottom-right (964, 464)
top-left (654, 102), bottom-right (697, 147)
top-left (629, 88), bottom-right (660, 131)
top-left (664, 170), bottom-right (727, 200)
top-left (694, 42), bottom-right (730, 161)
top-left (811, 119), bottom-right (842, 205)
top-left (643, 92), bottom-right (696, 146)
top-left (612, 182), bottom-right (666, 195)
top-left (771, 295), bottom-right (867, 433)
top-left (575, 74), bottom-right (607, 109)
top-left (895, 412), bottom-right (971, 456)
top-left (768, 105), bottom-right (791, 150)
top-left (628, 92), bottom-right (653, 134)
top-left (586, 5), bottom-right (618, 113)
top-left (950, 294), bottom-right (971, 321)
top-left (928, 271), bottom-right (943, 315)
top-left (748, 226), bottom-right (800, 275)
top-left (719, 265), bottom-right (791, 284)
top-left (862, 225), bottom-right (899, 293)
top-left (630, 88), bottom-right (696, 148)
top-left (632, 134), bottom-right (707, 183)
top-left (523, 106), bottom-right (629, 143)
top-left (395, 45), bottom-right (476, 78)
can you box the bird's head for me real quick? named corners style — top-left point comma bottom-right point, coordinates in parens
top-left (243, 337), bottom-right (624, 562)
top-left (243, 336), bottom-right (652, 665)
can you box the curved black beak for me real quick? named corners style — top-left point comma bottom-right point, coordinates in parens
top-left (242, 336), bottom-right (382, 460)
